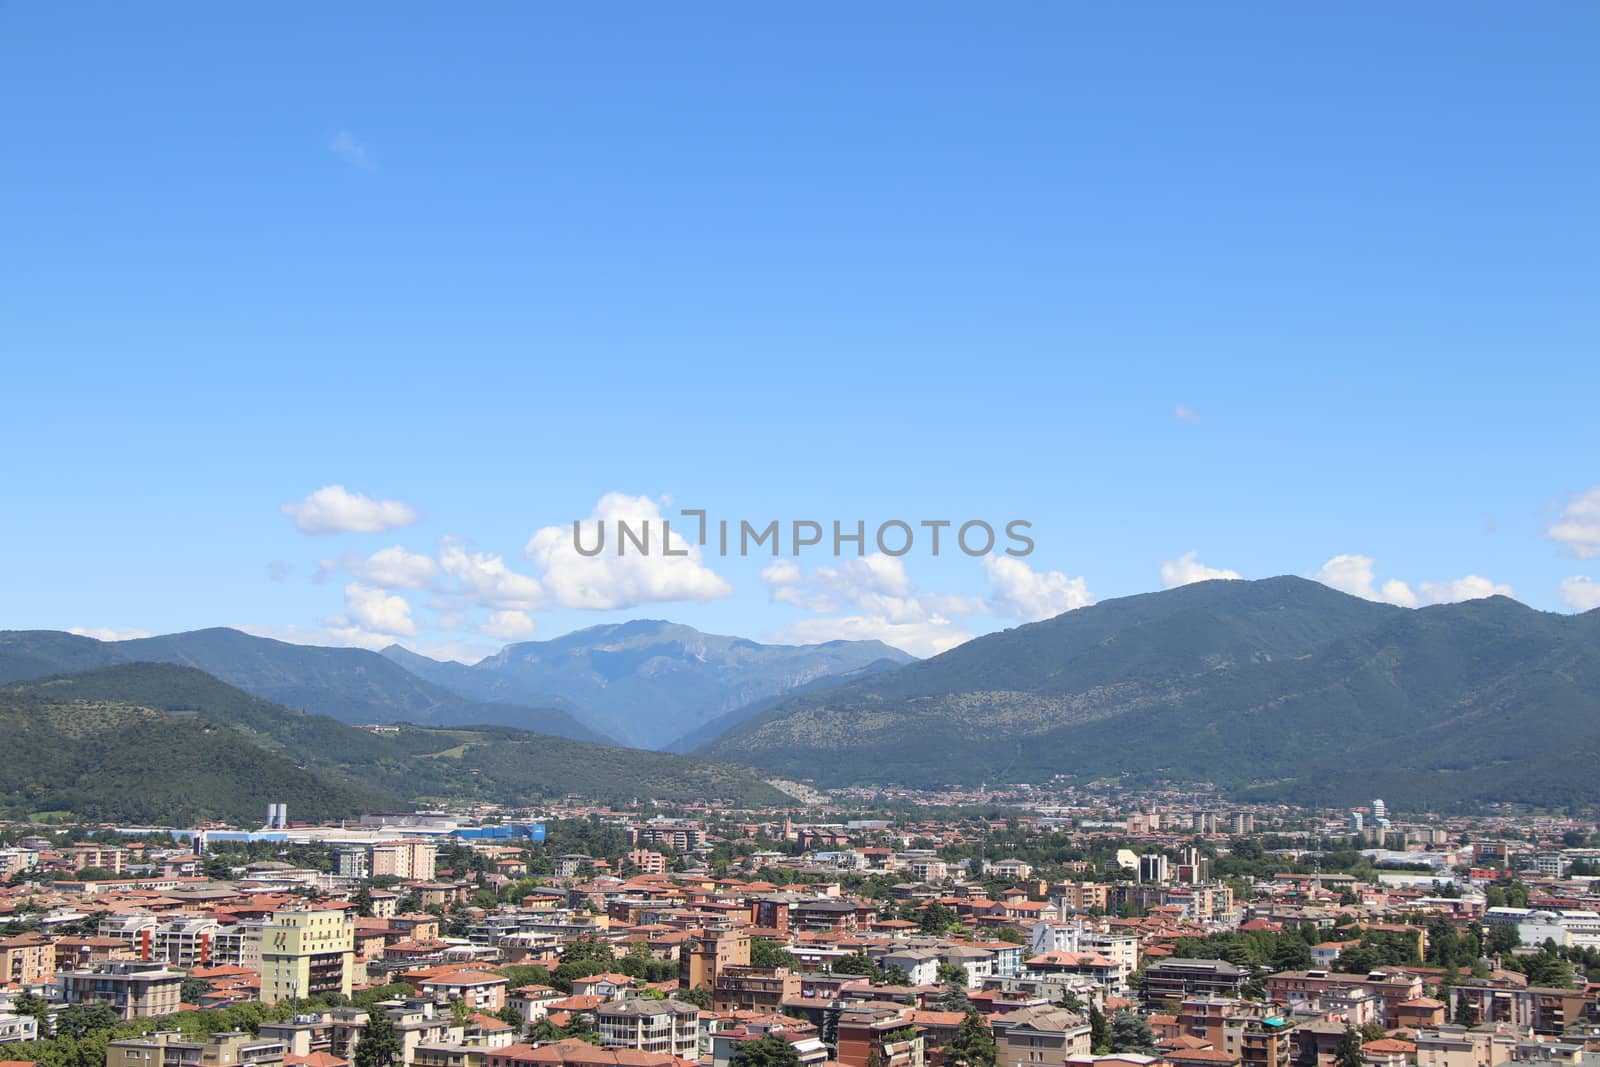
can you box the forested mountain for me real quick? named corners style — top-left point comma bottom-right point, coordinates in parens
top-left (697, 577), bottom-right (1600, 809)
top-left (0, 628), bottom-right (607, 742)
top-left (0, 664), bottom-right (787, 823)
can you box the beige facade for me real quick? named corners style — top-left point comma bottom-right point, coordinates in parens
top-left (107, 1030), bottom-right (286, 1067)
top-left (259, 909), bottom-right (355, 1004)
top-left (991, 1005), bottom-right (1093, 1067)
top-left (56, 963), bottom-right (184, 1019)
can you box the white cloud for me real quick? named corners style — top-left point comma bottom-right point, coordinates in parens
top-left (68, 626), bottom-right (152, 642)
top-left (439, 541), bottom-right (545, 611)
top-left (525, 493), bottom-right (733, 610)
top-left (1159, 551), bottom-right (1243, 589)
top-left (1174, 404), bottom-right (1200, 423)
top-left (1313, 554), bottom-right (1512, 607)
top-left (1559, 576), bottom-right (1600, 612)
top-left (282, 485), bottom-right (418, 534)
top-left (1416, 575), bottom-right (1515, 604)
top-left (772, 615), bottom-right (971, 659)
top-left (1548, 487), bottom-right (1600, 559)
top-left (342, 582), bottom-right (417, 636)
top-left (345, 545), bottom-right (439, 589)
top-left (982, 555), bottom-right (1094, 621)
top-left (763, 554), bottom-right (984, 621)
top-left (330, 129), bottom-right (375, 170)
top-left (1313, 554), bottom-right (1418, 606)
top-left (480, 609), bottom-right (536, 641)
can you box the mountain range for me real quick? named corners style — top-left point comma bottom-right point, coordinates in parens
top-left (5, 576), bottom-right (1598, 815)
top-left (0, 623), bottom-right (906, 749)
top-left (0, 662), bottom-right (787, 824)
top-left (696, 576), bottom-right (1600, 810)
top-left (381, 620), bottom-right (914, 748)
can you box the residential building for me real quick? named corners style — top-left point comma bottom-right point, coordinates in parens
top-left (991, 1005), bottom-right (1092, 1067)
top-left (259, 910), bottom-right (355, 1005)
top-left (835, 1003), bottom-right (925, 1067)
top-left (0, 933), bottom-right (54, 986)
top-left (418, 971), bottom-right (510, 1013)
top-left (1142, 960), bottom-right (1250, 1006)
top-left (106, 1030), bottom-right (286, 1067)
top-left (593, 998), bottom-right (700, 1059)
top-left (56, 962), bottom-right (184, 1019)
top-left (680, 929), bottom-right (750, 991)
top-left (0, 1010), bottom-right (39, 1044)
top-left (710, 967), bottom-right (800, 1014)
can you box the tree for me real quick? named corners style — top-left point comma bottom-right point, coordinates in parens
top-left (354, 1009), bottom-right (403, 1067)
top-left (730, 1032), bottom-right (803, 1067)
top-left (352, 886), bottom-right (375, 918)
top-left (1336, 1028), bottom-right (1364, 1067)
top-left (678, 985), bottom-right (713, 1009)
top-left (946, 1009), bottom-right (996, 1067)
top-left (881, 964), bottom-right (913, 986)
top-left (920, 902), bottom-right (960, 934)
top-left (751, 938), bottom-right (798, 971)
top-left (1108, 1011), bottom-right (1157, 1055)
top-left (54, 1001), bottom-right (120, 1038)
top-left (11, 991), bottom-right (49, 1023)
top-left (1089, 1003), bottom-right (1111, 1055)
top-left (833, 951), bottom-right (880, 978)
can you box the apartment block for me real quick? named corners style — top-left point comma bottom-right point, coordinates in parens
top-left (56, 962), bottom-right (184, 1019)
top-left (259, 910), bottom-right (354, 1004)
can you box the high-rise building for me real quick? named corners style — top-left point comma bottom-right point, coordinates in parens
top-left (1138, 854), bottom-right (1170, 884)
top-left (259, 909), bottom-right (354, 1004)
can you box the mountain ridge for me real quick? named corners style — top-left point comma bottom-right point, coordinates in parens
top-left (381, 619), bottom-right (916, 748)
top-left (695, 576), bottom-right (1600, 809)
top-left (0, 662), bottom-right (788, 820)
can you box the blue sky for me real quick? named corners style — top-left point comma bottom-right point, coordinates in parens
top-left (4, 4), bottom-right (1598, 660)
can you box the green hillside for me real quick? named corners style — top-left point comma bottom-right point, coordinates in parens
top-left (2, 664), bottom-right (787, 821)
top-left (0, 628), bottom-right (610, 742)
top-left (697, 577), bottom-right (1600, 809)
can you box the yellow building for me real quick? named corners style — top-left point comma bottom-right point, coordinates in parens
top-left (259, 909), bottom-right (354, 1004)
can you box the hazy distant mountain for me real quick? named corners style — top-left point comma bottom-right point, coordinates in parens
top-left (697, 576), bottom-right (1600, 810)
top-left (382, 620), bottom-right (916, 748)
top-left (0, 663), bottom-right (786, 822)
top-left (0, 628), bottom-right (607, 743)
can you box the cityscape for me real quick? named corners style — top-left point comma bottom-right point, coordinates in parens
top-left (3, 10), bottom-right (1598, 1067)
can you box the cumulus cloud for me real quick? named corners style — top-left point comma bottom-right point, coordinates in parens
top-left (761, 554), bottom-right (980, 656)
top-left (342, 582), bottom-right (417, 636)
top-left (1548, 487), bottom-right (1600, 559)
top-left (68, 626), bottom-right (152, 642)
top-left (345, 545), bottom-right (440, 589)
top-left (764, 555), bottom-right (983, 620)
top-left (525, 493), bottom-right (733, 610)
top-left (1559, 576), bottom-right (1600, 612)
top-left (282, 485), bottom-right (419, 534)
top-left (1159, 551), bottom-right (1243, 589)
top-left (330, 129), bottom-right (375, 169)
top-left (982, 556), bottom-right (1094, 621)
top-left (480, 609), bottom-right (536, 641)
top-left (761, 553), bottom-right (1091, 655)
top-left (439, 541), bottom-right (545, 610)
top-left (1313, 554), bottom-right (1512, 607)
